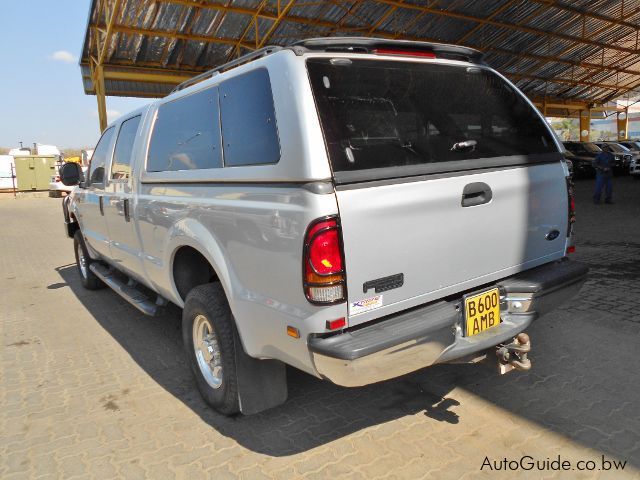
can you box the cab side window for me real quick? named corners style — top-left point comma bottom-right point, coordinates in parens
top-left (112, 116), bottom-right (141, 181)
top-left (89, 127), bottom-right (115, 186)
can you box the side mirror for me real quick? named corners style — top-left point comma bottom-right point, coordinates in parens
top-left (60, 162), bottom-right (83, 186)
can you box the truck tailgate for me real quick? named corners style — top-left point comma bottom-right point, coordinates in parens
top-left (336, 162), bottom-right (568, 325)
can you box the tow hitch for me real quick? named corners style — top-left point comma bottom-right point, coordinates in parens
top-left (496, 333), bottom-right (531, 374)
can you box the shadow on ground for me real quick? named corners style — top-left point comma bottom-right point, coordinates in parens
top-left (56, 264), bottom-right (464, 456)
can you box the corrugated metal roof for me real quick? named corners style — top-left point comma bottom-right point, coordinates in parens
top-left (81, 0), bottom-right (640, 104)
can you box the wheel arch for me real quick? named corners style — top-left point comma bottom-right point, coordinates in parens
top-left (164, 219), bottom-right (236, 311)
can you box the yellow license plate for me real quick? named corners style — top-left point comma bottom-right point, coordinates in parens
top-left (464, 288), bottom-right (501, 337)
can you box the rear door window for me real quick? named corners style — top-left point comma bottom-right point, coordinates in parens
top-left (307, 58), bottom-right (559, 183)
top-left (112, 115), bottom-right (141, 181)
top-left (147, 87), bottom-right (222, 172)
top-left (88, 127), bottom-right (115, 186)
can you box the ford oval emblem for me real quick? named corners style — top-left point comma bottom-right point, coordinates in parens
top-left (545, 229), bottom-right (560, 241)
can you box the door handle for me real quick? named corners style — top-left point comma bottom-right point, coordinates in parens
top-left (99, 196), bottom-right (104, 215)
top-left (123, 198), bottom-right (130, 222)
top-left (461, 182), bottom-right (492, 207)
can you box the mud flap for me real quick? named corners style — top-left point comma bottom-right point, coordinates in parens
top-left (234, 330), bottom-right (288, 415)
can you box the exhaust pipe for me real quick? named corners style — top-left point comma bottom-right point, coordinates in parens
top-left (496, 332), bottom-right (531, 374)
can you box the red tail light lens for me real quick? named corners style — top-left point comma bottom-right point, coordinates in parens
top-left (326, 318), bottom-right (346, 330)
top-left (373, 48), bottom-right (436, 58)
top-left (303, 216), bottom-right (346, 304)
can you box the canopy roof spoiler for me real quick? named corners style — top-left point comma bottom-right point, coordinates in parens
top-left (290, 37), bottom-right (485, 63)
top-left (172, 37), bottom-right (485, 93)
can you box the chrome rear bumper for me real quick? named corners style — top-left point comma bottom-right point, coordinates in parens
top-left (309, 259), bottom-right (588, 387)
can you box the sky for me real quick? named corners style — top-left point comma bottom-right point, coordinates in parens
top-left (0, 1), bottom-right (150, 149)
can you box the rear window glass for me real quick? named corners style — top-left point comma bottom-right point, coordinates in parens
top-left (219, 68), bottom-right (280, 167)
top-left (307, 58), bottom-right (558, 181)
top-left (147, 87), bottom-right (222, 172)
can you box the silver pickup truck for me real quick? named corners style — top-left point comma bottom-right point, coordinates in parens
top-left (60, 38), bottom-right (588, 415)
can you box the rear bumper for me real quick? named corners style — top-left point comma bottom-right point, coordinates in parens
top-left (309, 259), bottom-right (588, 387)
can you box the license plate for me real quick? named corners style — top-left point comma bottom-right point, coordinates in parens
top-left (464, 287), bottom-right (501, 337)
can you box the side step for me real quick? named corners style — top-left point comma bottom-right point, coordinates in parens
top-left (89, 263), bottom-right (166, 316)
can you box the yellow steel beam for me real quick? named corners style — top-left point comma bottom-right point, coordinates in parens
top-left (579, 110), bottom-right (591, 141)
top-left (367, 0), bottom-right (403, 35)
top-left (103, 71), bottom-right (194, 84)
top-left (230, 0), bottom-right (269, 60)
top-left (256, 0), bottom-right (297, 49)
top-left (617, 109), bottom-right (629, 140)
top-left (109, 24), bottom-right (254, 49)
top-left (95, 65), bottom-right (108, 132)
top-left (98, 0), bottom-right (123, 66)
top-left (532, 101), bottom-right (624, 112)
top-left (456, 0), bottom-right (519, 44)
top-left (529, 0), bottom-right (639, 31)
top-left (508, 72), bottom-right (631, 91)
top-left (487, 47), bottom-right (640, 77)
top-left (532, 7), bottom-right (640, 99)
top-left (158, 0), bottom-right (193, 66)
top-left (373, 0), bottom-right (638, 54)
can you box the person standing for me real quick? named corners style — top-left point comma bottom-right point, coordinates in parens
top-left (592, 148), bottom-right (614, 204)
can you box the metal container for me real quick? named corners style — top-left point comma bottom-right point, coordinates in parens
top-left (14, 155), bottom-right (58, 191)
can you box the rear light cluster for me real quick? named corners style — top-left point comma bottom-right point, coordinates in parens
top-left (566, 176), bottom-right (576, 254)
top-left (303, 216), bottom-right (346, 304)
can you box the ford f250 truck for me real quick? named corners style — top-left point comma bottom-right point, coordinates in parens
top-left (60, 38), bottom-right (588, 415)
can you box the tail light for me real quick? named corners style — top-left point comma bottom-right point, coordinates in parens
top-left (303, 216), bottom-right (346, 304)
top-left (566, 176), bottom-right (576, 254)
top-left (373, 48), bottom-right (436, 59)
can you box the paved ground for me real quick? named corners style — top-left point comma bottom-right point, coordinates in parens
top-left (1, 177), bottom-right (639, 479)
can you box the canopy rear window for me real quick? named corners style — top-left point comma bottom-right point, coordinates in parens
top-left (307, 58), bottom-right (559, 183)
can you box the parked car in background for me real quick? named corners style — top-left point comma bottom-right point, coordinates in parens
top-left (59, 38), bottom-right (588, 416)
top-left (618, 140), bottom-right (640, 153)
top-left (594, 142), bottom-right (633, 175)
top-left (562, 141), bottom-right (600, 178)
top-left (630, 157), bottom-right (640, 179)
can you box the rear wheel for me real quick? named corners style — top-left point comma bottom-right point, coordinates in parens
top-left (73, 230), bottom-right (104, 290)
top-left (182, 283), bottom-right (240, 415)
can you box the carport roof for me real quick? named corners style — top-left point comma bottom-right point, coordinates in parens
top-left (81, 0), bottom-right (640, 105)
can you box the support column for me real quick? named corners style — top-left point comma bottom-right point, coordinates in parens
top-left (617, 109), bottom-right (629, 141)
top-left (95, 65), bottom-right (108, 133)
top-left (579, 110), bottom-right (591, 142)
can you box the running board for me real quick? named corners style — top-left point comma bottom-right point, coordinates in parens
top-left (89, 263), bottom-right (166, 316)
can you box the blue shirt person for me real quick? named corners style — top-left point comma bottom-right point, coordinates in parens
top-left (592, 150), bottom-right (614, 204)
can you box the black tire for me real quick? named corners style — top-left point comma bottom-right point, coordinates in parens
top-left (182, 283), bottom-right (240, 415)
top-left (73, 230), bottom-right (105, 290)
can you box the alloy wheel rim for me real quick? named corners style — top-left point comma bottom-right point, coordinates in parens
top-left (77, 243), bottom-right (88, 279)
top-left (192, 314), bottom-right (223, 389)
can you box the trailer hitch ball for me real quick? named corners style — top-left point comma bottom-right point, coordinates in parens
top-left (496, 332), bottom-right (532, 374)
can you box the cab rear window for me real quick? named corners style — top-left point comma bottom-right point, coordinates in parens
top-left (307, 58), bottom-right (559, 183)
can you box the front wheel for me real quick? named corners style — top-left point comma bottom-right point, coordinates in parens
top-left (73, 230), bottom-right (104, 290)
top-left (182, 283), bottom-right (240, 415)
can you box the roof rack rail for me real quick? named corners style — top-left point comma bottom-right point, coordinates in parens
top-left (290, 37), bottom-right (484, 63)
top-left (171, 46), bottom-right (282, 93)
